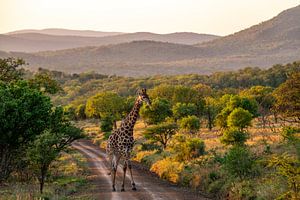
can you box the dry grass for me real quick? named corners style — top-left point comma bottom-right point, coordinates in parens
top-left (78, 118), bottom-right (285, 152)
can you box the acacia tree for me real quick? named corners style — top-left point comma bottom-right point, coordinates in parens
top-left (143, 122), bottom-right (178, 149)
top-left (204, 97), bottom-right (220, 130)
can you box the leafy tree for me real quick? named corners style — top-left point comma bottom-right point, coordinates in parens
top-left (149, 85), bottom-right (204, 116)
top-left (241, 86), bottom-right (275, 127)
top-left (85, 92), bottom-right (125, 128)
top-left (178, 115), bottom-right (200, 134)
top-left (273, 72), bottom-right (300, 123)
top-left (143, 122), bottom-right (178, 149)
top-left (140, 98), bottom-right (172, 125)
top-left (227, 95), bottom-right (258, 116)
top-left (204, 97), bottom-right (220, 130)
top-left (220, 128), bottom-right (249, 146)
top-left (0, 81), bottom-right (52, 181)
top-left (27, 107), bottom-right (84, 193)
top-left (0, 57), bottom-right (25, 82)
top-left (172, 102), bottom-right (197, 121)
top-left (227, 108), bottom-right (253, 130)
top-left (216, 95), bottom-right (256, 129)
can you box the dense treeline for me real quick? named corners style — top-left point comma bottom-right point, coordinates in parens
top-left (33, 61), bottom-right (299, 106)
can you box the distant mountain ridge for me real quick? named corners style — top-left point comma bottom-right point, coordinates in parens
top-left (0, 30), bottom-right (219, 52)
top-left (0, 5), bottom-right (300, 76)
top-left (6, 28), bottom-right (124, 37)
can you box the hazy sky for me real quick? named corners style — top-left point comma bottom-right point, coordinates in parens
top-left (1, 0), bottom-right (299, 35)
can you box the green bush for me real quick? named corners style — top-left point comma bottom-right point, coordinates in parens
top-left (178, 115), bottom-right (200, 134)
top-left (168, 134), bottom-right (205, 161)
top-left (220, 128), bottom-right (249, 146)
top-left (223, 146), bottom-right (256, 179)
top-left (172, 103), bottom-right (197, 120)
top-left (187, 138), bottom-right (206, 159)
top-left (227, 107), bottom-right (252, 130)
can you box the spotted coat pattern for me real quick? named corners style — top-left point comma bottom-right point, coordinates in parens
top-left (106, 88), bottom-right (150, 191)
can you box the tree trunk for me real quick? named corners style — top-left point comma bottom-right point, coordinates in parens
top-left (0, 146), bottom-right (14, 182)
top-left (207, 110), bottom-right (212, 131)
top-left (39, 165), bottom-right (48, 194)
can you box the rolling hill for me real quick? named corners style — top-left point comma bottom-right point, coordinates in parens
top-left (0, 31), bottom-right (219, 52)
top-left (1, 5), bottom-right (300, 76)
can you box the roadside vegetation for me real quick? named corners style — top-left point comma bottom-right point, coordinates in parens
top-left (1, 57), bottom-right (300, 199)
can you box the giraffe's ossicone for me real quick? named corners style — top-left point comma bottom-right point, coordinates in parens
top-left (106, 88), bottom-right (151, 192)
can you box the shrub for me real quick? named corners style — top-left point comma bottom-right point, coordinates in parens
top-left (168, 133), bottom-right (205, 161)
top-left (178, 115), bottom-right (200, 134)
top-left (133, 150), bottom-right (158, 162)
top-left (268, 153), bottom-right (300, 199)
top-left (227, 107), bottom-right (252, 130)
top-left (281, 126), bottom-right (300, 158)
top-left (150, 158), bottom-right (184, 183)
top-left (187, 138), bottom-right (206, 159)
top-left (220, 128), bottom-right (249, 146)
top-left (229, 180), bottom-right (257, 200)
top-left (223, 146), bottom-right (256, 179)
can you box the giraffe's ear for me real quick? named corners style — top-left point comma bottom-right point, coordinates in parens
top-left (136, 88), bottom-right (141, 95)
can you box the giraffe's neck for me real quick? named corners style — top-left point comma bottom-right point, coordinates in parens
top-left (121, 98), bottom-right (142, 132)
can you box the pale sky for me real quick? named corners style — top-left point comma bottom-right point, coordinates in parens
top-left (0, 0), bottom-right (299, 36)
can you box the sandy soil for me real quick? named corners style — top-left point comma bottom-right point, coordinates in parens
top-left (72, 139), bottom-right (210, 200)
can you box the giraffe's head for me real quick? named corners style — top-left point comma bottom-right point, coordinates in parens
top-left (137, 88), bottom-right (151, 106)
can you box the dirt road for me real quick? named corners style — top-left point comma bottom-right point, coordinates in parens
top-left (72, 140), bottom-right (210, 200)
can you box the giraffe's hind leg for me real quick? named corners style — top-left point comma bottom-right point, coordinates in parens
top-left (121, 160), bottom-right (127, 192)
top-left (127, 159), bottom-right (136, 190)
top-left (111, 154), bottom-right (121, 191)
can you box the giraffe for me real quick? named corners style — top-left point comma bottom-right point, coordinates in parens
top-left (106, 88), bottom-right (151, 192)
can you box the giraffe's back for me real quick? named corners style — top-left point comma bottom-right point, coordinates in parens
top-left (107, 129), bottom-right (134, 157)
